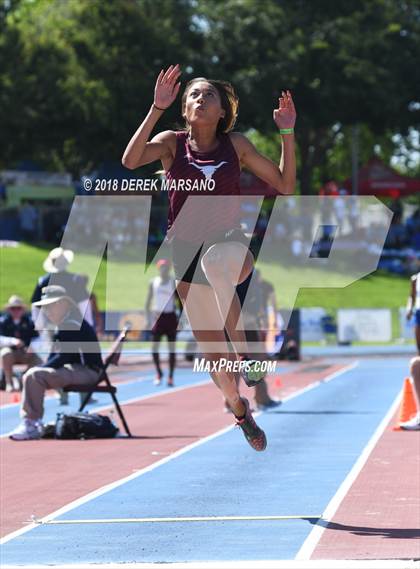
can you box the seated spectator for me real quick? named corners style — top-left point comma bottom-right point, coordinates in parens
top-left (31, 247), bottom-right (92, 405)
top-left (9, 286), bottom-right (103, 441)
top-left (0, 296), bottom-right (41, 392)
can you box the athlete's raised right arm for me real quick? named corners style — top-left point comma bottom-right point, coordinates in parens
top-left (122, 65), bottom-right (181, 170)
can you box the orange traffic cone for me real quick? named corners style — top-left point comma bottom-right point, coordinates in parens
top-left (393, 378), bottom-right (418, 431)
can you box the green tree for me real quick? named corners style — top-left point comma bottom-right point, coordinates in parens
top-left (0, 0), bottom-right (203, 175)
top-left (196, 0), bottom-right (420, 192)
top-left (1, 0), bottom-right (419, 190)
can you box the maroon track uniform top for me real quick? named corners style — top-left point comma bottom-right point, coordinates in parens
top-left (165, 131), bottom-right (242, 243)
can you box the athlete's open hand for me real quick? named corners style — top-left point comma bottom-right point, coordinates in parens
top-left (273, 90), bottom-right (296, 130)
top-left (154, 64), bottom-right (181, 110)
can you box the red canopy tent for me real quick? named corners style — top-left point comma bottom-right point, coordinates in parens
top-left (342, 157), bottom-right (420, 197)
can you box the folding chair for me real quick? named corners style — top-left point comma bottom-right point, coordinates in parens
top-left (63, 326), bottom-right (132, 437)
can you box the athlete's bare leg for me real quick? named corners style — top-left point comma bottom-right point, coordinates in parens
top-left (176, 280), bottom-right (245, 417)
top-left (200, 241), bottom-right (254, 359)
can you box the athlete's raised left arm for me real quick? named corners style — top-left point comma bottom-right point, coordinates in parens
top-left (231, 91), bottom-right (296, 195)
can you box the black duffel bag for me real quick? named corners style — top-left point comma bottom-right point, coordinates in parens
top-left (55, 412), bottom-right (119, 439)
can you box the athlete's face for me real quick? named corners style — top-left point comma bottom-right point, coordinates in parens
top-left (184, 81), bottom-right (225, 128)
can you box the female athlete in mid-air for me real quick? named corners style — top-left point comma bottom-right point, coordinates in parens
top-left (122, 64), bottom-right (296, 451)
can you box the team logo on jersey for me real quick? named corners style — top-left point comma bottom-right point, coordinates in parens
top-left (185, 155), bottom-right (228, 180)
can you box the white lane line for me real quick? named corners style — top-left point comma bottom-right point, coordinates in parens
top-left (294, 389), bottom-right (403, 561)
top-left (0, 360), bottom-right (358, 545)
top-left (0, 421), bottom-right (235, 544)
top-left (1, 558), bottom-right (417, 568)
top-left (30, 514), bottom-right (322, 525)
top-left (322, 362), bottom-right (359, 382)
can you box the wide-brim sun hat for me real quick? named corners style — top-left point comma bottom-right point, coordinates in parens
top-left (4, 295), bottom-right (26, 309)
top-left (43, 247), bottom-right (74, 274)
top-left (32, 285), bottom-right (78, 309)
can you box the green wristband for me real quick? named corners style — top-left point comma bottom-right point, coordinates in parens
top-left (279, 128), bottom-right (294, 135)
